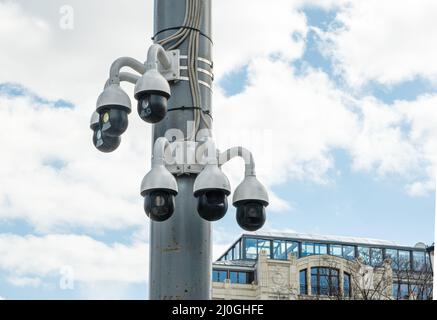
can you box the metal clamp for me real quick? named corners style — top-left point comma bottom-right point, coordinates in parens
top-left (164, 141), bottom-right (207, 175)
top-left (158, 50), bottom-right (181, 82)
top-left (180, 55), bottom-right (213, 68)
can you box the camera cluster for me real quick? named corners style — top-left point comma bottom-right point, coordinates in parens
top-left (90, 44), bottom-right (269, 232)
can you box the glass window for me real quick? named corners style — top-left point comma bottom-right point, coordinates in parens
top-left (315, 243), bottom-right (328, 255)
top-left (286, 241), bottom-right (299, 257)
top-left (344, 273), bottom-right (351, 298)
top-left (229, 271), bottom-right (238, 283)
top-left (302, 242), bottom-right (314, 257)
top-left (229, 271), bottom-right (249, 284)
top-left (343, 246), bottom-right (355, 260)
top-left (226, 250), bottom-right (232, 261)
top-left (234, 241), bottom-right (241, 260)
top-left (400, 283), bottom-right (409, 299)
top-left (299, 269), bottom-right (307, 295)
top-left (413, 251), bottom-right (426, 271)
top-left (358, 246), bottom-right (370, 264)
top-left (385, 249), bottom-right (398, 270)
top-left (310, 267), bottom-right (339, 296)
top-left (238, 272), bottom-right (247, 284)
top-left (330, 245), bottom-right (342, 257)
top-left (398, 250), bottom-right (411, 270)
top-left (370, 248), bottom-right (383, 267)
top-left (273, 240), bottom-right (287, 260)
top-left (212, 270), bottom-right (228, 283)
top-left (245, 238), bottom-right (258, 259)
top-left (257, 239), bottom-right (271, 257)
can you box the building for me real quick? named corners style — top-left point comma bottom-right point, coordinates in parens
top-left (212, 232), bottom-right (434, 300)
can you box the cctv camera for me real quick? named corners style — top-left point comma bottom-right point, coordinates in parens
top-left (193, 164), bottom-right (231, 222)
top-left (196, 190), bottom-right (229, 222)
top-left (144, 190), bottom-right (176, 222)
top-left (233, 175), bottom-right (269, 231)
top-left (235, 201), bottom-right (266, 232)
top-left (92, 128), bottom-right (121, 153)
top-left (134, 69), bottom-right (171, 124)
top-left (98, 107), bottom-right (129, 137)
top-left (95, 84), bottom-right (131, 137)
top-left (137, 94), bottom-right (168, 124)
top-left (141, 163), bottom-right (178, 222)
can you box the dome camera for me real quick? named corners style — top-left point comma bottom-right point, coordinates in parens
top-left (233, 176), bottom-right (269, 231)
top-left (141, 164), bottom-right (178, 222)
top-left (96, 84), bottom-right (132, 136)
top-left (134, 69), bottom-right (171, 124)
top-left (144, 189), bottom-right (176, 222)
top-left (92, 128), bottom-right (121, 153)
top-left (235, 200), bottom-right (266, 232)
top-left (193, 164), bottom-right (231, 222)
top-left (90, 111), bottom-right (121, 153)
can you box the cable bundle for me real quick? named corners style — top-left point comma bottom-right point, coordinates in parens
top-left (156, 0), bottom-right (207, 141)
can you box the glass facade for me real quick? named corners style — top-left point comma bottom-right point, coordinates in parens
top-left (212, 270), bottom-right (228, 283)
top-left (398, 250), bottom-right (411, 270)
top-left (212, 270), bottom-right (253, 284)
top-left (302, 242), bottom-right (327, 256)
top-left (215, 235), bottom-right (432, 300)
top-left (358, 246), bottom-right (370, 264)
top-left (330, 244), bottom-right (342, 257)
top-left (413, 251), bottom-right (426, 271)
top-left (218, 236), bottom-right (429, 274)
top-left (370, 248), bottom-right (383, 267)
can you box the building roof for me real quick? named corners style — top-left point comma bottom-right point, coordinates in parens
top-left (213, 260), bottom-right (256, 270)
top-left (245, 231), bottom-right (404, 247)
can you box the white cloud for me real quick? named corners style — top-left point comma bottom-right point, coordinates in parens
top-left (0, 234), bottom-right (148, 285)
top-left (320, 0), bottom-right (437, 86)
top-left (7, 276), bottom-right (42, 288)
top-left (214, 57), bottom-right (359, 188)
top-left (349, 97), bottom-right (421, 176)
top-left (0, 93), bottom-right (150, 232)
top-left (0, 0), bottom-right (154, 105)
top-left (213, 0), bottom-right (307, 79)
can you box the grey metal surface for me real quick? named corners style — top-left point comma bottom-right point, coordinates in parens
top-left (96, 84), bottom-right (132, 113)
top-left (233, 176), bottom-right (270, 206)
top-left (141, 164), bottom-right (178, 195)
top-left (149, 0), bottom-right (213, 300)
top-left (134, 68), bottom-right (171, 98)
top-left (193, 164), bottom-right (231, 196)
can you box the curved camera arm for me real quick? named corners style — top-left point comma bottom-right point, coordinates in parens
top-left (146, 44), bottom-right (172, 71)
top-left (152, 137), bottom-right (176, 167)
top-left (104, 72), bottom-right (141, 89)
top-left (219, 147), bottom-right (256, 177)
top-left (109, 57), bottom-right (146, 85)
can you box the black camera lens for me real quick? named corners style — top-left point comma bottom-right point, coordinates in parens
top-left (100, 107), bottom-right (129, 137)
top-left (144, 190), bottom-right (175, 222)
top-left (197, 190), bottom-right (229, 222)
top-left (236, 201), bottom-right (266, 231)
top-left (137, 94), bottom-right (168, 124)
top-left (93, 129), bottom-right (121, 153)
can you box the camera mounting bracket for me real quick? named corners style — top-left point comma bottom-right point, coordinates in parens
top-left (158, 50), bottom-right (181, 82)
top-left (164, 140), bottom-right (207, 176)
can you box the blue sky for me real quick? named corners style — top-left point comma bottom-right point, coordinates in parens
top-left (0, 0), bottom-right (436, 300)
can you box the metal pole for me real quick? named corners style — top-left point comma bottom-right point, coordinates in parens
top-left (149, 0), bottom-right (213, 300)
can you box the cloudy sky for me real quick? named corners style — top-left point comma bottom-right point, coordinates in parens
top-left (0, 0), bottom-right (436, 299)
